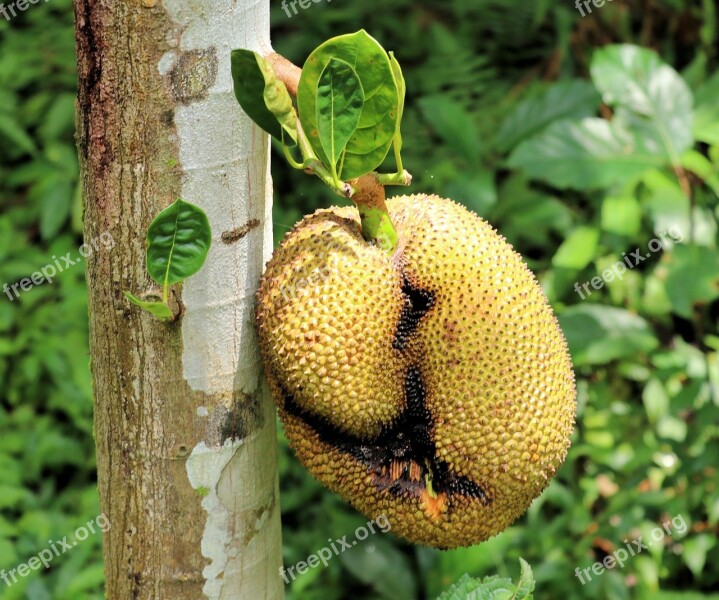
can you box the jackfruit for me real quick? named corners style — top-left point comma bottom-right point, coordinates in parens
top-left (257, 194), bottom-right (576, 548)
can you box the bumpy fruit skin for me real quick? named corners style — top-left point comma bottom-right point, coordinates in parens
top-left (257, 195), bottom-right (576, 548)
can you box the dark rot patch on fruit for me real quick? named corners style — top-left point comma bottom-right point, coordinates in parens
top-left (281, 365), bottom-right (490, 506)
top-left (392, 276), bottom-right (435, 351)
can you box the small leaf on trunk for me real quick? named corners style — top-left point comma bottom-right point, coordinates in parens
top-left (146, 199), bottom-right (212, 288)
top-left (123, 292), bottom-right (174, 321)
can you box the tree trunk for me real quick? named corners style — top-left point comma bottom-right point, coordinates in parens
top-left (73, 1), bottom-right (284, 598)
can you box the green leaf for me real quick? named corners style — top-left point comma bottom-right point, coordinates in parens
top-left (0, 113), bottom-right (36, 155)
top-left (497, 80), bottom-right (601, 152)
top-left (418, 95), bottom-right (482, 165)
top-left (339, 537), bottom-right (416, 600)
top-left (123, 292), bottom-right (173, 321)
top-left (663, 245), bottom-right (719, 318)
top-left (642, 170), bottom-right (691, 240)
top-left (298, 30), bottom-right (399, 179)
top-left (316, 57), bottom-right (365, 174)
top-left (389, 51), bottom-right (406, 161)
top-left (601, 195), bottom-right (642, 236)
top-left (146, 199), bottom-right (212, 288)
top-left (643, 377), bottom-right (670, 424)
top-left (680, 149), bottom-right (719, 197)
top-left (436, 558), bottom-right (534, 600)
top-left (36, 175), bottom-right (73, 240)
top-left (552, 226), bottom-right (600, 270)
top-left (445, 170), bottom-right (497, 216)
top-left (693, 70), bottom-right (719, 145)
top-left (231, 49), bottom-right (297, 145)
top-left (507, 118), bottom-right (664, 190)
top-left (590, 44), bottom-right (694, 160)
top-left (682, 534), bottom-right (716, 577)
top-left (558, 305), bottom-right (659, 367)
top-left (514, 558), bottom-right (535, 599)
top-left (64, 563), bottom-right (107, 594)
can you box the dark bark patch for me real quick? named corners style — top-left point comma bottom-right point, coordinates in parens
top-left (168, 48), bottom-right (219, 105)
top-left (204, 390), bottom-right (264, 447)
top-left (222, 219), bottom-right (261, 244)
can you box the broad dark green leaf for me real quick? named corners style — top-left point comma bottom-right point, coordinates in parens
top-left (497, 80), bottom-right (601, 152)
top-left (559, 305), bottom-right (659, 366)
top-left (590, 44), bottom-right (694, 159)
top-left (663, 245), bottom-right (719, 318)
top-left (123, 292), bottom-right (173, 321)
top-left (316, 58), bottom-right (364, 169)
top-left (418, 95), bottom-right (482, 165)
top-left (146, 199), bottom-right (212, 287)
top-left (231, 49), bottom-right (297, 145)
top-left (444, 170), bottom-right (497, 216)
top-left (507, 118), bottom-right (664, 189)
top-left (298, 30), bottom-right (399, 179)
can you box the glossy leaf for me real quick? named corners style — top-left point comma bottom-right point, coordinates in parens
top-left (316, 57), bottom-right (364, 170)
top-left (507, 118), bottom-right (664, 190)
top-left (298, 30), bottom-right (399, 179)
top-left (590, 44), bottom-right (694, 159)
top-left (231, 49), bottom-right (297, 145)
top-left (123, 292), bottom-right (173, 321)
top-left (146, 199), bottom-right (212, 287)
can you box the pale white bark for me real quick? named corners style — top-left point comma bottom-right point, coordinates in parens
top-left (162, 1), bottom-right (283, 598)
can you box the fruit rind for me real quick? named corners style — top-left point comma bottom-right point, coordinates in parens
top-left (257, 195), bottom-right (576, 548)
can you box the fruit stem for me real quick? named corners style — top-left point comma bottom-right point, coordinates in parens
top-left (349, 174), bottom-right (399, 251)
top-left (266, 52), bottom-right (400, 252)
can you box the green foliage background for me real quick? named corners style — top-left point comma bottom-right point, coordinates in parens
top-left (1, 1), bottom-right (718, 599)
